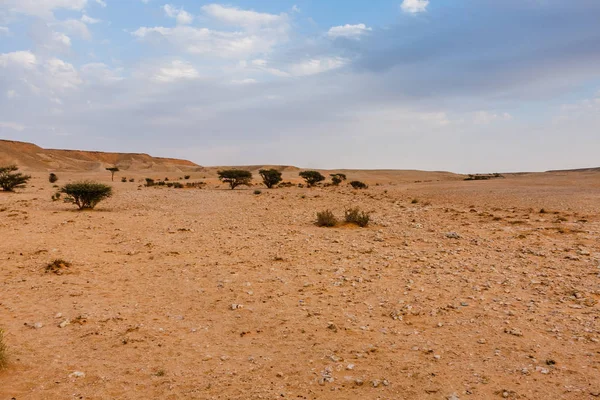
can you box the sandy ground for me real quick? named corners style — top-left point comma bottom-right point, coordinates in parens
top-left (0, 171), bottom-right (599, 399)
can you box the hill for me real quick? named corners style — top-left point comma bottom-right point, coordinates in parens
top-left (0, 140), bottom-right (201, 172)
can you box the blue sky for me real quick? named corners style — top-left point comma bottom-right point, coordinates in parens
top-left (0, 0), bottom-right (599, 172)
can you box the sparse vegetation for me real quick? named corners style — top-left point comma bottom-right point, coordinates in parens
top-left (349, 180), bottom-right (368, 189)
top-left (411, 198), bottom-right (419, 204)
top-left (464, 173), bottom-right (504, 181)
top-left (299, 171), bottom-right (325, 187)
top-left (0, 165), bottom-right (31, 192)
top-left (106, 167), bottom-right (119, 182)
top-left (145, 178), bottom-right (155, 187)
top-left (45, 259), bottom-right (71, 274)
top-left (49, 173), bottom-right (58, 183)
top-left (254, 189), bottom-right (262, 195)
top-left (121, 177), bottom-right (127, 183)
top-left (330, 173), bottom-right (347, 186)
top-left (316, 210), bottom-right (338, 227)
top-left (184, 175), bottom-right (191, 180)
top-left (51, 192), bottom-right (61, 201)
top-left (61, 181), bottom-right (113, 210)
top-left (218, 169), bottom-right (253, 189)
top-left (173, 182), bottom-right (184, 189)
top-left (344, 207), bottom-right (370, 227)
top-left (0, 328), bottom-right (7, 369)
top-left (259, 169), bottom-right (283, 188)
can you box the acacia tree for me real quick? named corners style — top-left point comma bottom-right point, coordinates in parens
top-left (0, 165), bottom-right (31, 192)
top-left (106, 167), bottom-right (119, 182)
top-left (217, 169), bottom-right (253, 189)
top-left (61, 181), bottom-right (113, 210)
top-left (259, 169), bottom-right (282, 188)
top-left (299, 170), bottom-right (325, 187)
top-left (330, 173), bottom-right (347, 186)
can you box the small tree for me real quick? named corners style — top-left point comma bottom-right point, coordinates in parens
top-left (61, 181), bottom-right (113, 210)
top-left (106, 167), bottom-right (119, 182)
top-left (330, 173), bottom-right (347, 186)
top-left (259, 169), bottom-right (283, 188)
top-left (299, 170), bottom-right (325, 187)
top-left (49, 173), bottom-right (59, 183)
top-left (217, 169), bottom-right (253, 190)
top-left (0, 165), bottom-right (31, 192)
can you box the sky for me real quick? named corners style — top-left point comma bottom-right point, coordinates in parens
top-left (0, 0), bottom-right (599, 173)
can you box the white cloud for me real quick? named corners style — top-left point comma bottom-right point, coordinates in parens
top-left (231, 78), bottom-right (257, 85)
top-left (163, 4), bottom-right (193, 25)
top-left (0, 27), bottom-right (9, 35)
top-left (2, 0), bottom-right (88, 19)
top-left (401, 0), bottom-right (429, 14)
top-left (288, 57), bottom-right (348, 77)
top-left (0, 121), bottom-right (26, 131)
top-left (151, 60), bottom-right (199, 83)
top-left (81, 63), bottom-right (123, 83)
top-left (55, 19), bottom-right (92, 39)
top-left (81, 15), bottom-right (101, 24)
top-left (327, 23), bottom-right (372, 39)
top-left (0, 51), bottom-right (37, 69)
top-left (49, 31), bottom-right (72, 51)
top-left (45, 58), bottom-right (82, 89)
top-left (201, 4), bottom-right (288, 31)
top-left (6, 90), bottom-right (17, 98)
top-left (133, 25), bottom-right (280, 59)
top-left (472, 111), bottom-right (512, 125)
top-left (94, 0), bottom-right (106, 7)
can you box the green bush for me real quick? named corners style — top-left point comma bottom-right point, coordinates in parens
top-left (218, 169), bottom-right (253, 189)
top-left (330, 173), bottom-right (347, 186)
top-left (299, 171), bottom-right (325, 187)
top-left (316, 210), bottom-right (338, 227)
top-left (51, 192), bottom-right (61, 202)
top-left (345, 207), bottom-right (370, 227)
top-left (60, 181), bottom-right (113, 210)
top-left (259, 169), bottom-right (283, 188)
top-left (49, 173), bottom-right (59, 183)
top-left (349, 180), bottom-right (368, 189)
top-left (0, 165), bottom-right (31, 192)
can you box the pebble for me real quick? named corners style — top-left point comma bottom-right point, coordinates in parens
top-left (346, 364), bottom-right (355, 370)
top-left (447, 394), bottom-right (460, 400)
top-left (69, 371), bottom-right (85, 378)
top-left (58, 319), bottom-right (70, 328)
top-left (446, 232), bottom-right (461, 239)
top-left (477, 338), bottom-right (486, 344)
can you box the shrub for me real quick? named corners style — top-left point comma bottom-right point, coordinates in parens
top-left (129, 178), bottom-right (135, 183)
top-left (145, 178), bottom-right (155, 187)
top-left (49, 173), bottom-right (59, 183)
top-left (45, 259), bottom-right (71, 274)
top-left (330, 173), bottom-right (347, 186)
top-left (299, 171), bottom-right (325, 187)
top-left (411, 198), bottom-right (419, 204)
top-left (106, 167), bottom-right (119, 182)
top-left (60, 181), bottom-right (113, 210)
top-left (51, 192), bottom-right (61, 202)
top-left (345, 207), bottom-right (370, 227)
top-left (316, 210), bottom-right (338, 227)
top-left (278, 181), bottom-right (294, 188)
top-left (0, 165), bottom-right (31, 192)
top-left (218, 169), bottom-right (253, 189)
top-left (254, 189), bottom-right (262, 195)
top-left (349, 180), bottom-right (368, 189)
top-left (0, 328), bottom-right (7, 370)
top-left (173, 182), bottom-right (184, 189)
top-left (121, 177), bottom-right (127, 183)
top-left (184, 175), bottom-right (191, 180)
top-left (259, 169), bottom-right (283, 188)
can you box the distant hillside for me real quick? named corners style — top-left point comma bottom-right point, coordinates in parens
top-left (546, 167), bottom-right (600, 173)
top-left (0, 140), bottom-right (202, 172)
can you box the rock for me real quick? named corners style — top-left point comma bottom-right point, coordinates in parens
top-left (447, 394), bottom-right (460, 400)
top-left (230, 304), bottom-right (243, 310)
top-left (346, 364), bottom-right (355, 370)
top-left (58, 319), bottom-right (70, 328)
top-left (355, 378), bottom-right (364, 386)
top-left (33, 322), bottom-right (43, 329)
top-left (446, 232), bottom-right (461, 239)
top-left (504, 327), bottom-right (523, 336)
top-left (69, 371), bottom-right (85, 378)
top-left (477, 338), bottom-right (486, 344)
top-left (372, 379), bottom-right (381, 387)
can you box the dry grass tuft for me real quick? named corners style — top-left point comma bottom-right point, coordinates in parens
top-left (45, 259), bottom-right (72, 274)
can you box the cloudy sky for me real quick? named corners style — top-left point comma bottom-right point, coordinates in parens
top-left (0, 0), bottom-right (599, 172)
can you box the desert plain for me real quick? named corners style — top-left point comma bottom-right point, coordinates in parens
top-left (1, 155), bottom-right (599, 399)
